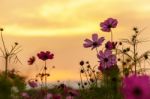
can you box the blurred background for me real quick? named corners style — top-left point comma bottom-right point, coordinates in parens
top-left (0, 0), bottom-right (150, 83)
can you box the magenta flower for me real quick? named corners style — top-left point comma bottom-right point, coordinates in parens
top-left (97, 50), bottom-right (116, 71)
top-left (105, 41), bottom-right (117, 50)
top-left (28, 56), bottom-right (36, 65)
top-left (83, 33), bottom-right (105, 50)
top-left (45, 93), bottom-right (52, 99)
top-left (21, 92), bottom-right (30, 99)
top-left (52, 94), bottom-right (62, 99)
top-left (100, 18), bottom-right (118, 32)
top-left (66, 96), bottom-right (74, 99)
top-left (122, 75), bottom-right (150, 99)
top-left (37, 51), bottom-right (54, 61)
top-left (28, 80), bottom-right (38, 88)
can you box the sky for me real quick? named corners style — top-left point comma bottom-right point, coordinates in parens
top-left (0, 0), bottom-right (150, 83)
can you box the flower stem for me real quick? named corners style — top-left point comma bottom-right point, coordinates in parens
top-left (110, 30), bottom-right (113, 42)
top-left (80, 72), bottom-right (84, 89)
top-left (133, 42), bottom-right (137, 74)
top-left (1, 31), bottom-right (7, 54)
top-left (96, 47), bottom-right (99, 55)
top-left (1, 30), bottom-right (8, 78)
top-left (90, 67), bottom-right (98, 87)
top-left (44, 61), bottom-right (47, 88)
top-left (5, 56), bottom-right (8, 78)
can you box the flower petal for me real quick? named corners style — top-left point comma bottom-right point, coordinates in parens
top-left (92, 33), bottom-right (98, 41)
top-left (97, 37), bottom-right (105, 45)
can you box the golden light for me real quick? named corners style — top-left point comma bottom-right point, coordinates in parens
top-left (0, 0), bottom-right (150, 81)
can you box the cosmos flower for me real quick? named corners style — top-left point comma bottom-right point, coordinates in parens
top-left (28, 80), bottom-right (38, 88)
top-left (66, 96), bottom-right (74, 99)
top-left (105, 41), bottom-right (117, 50)
top-left (83, 33), bottom-right (105, 50)
top-left (45, 93), bottom-right (52, 99)
top-left (28, 56), bottom-right (36, 65)
top-left (122, 74), bottom-right (150, 99)
top-left (21, 92), bottom-right (30, 99)
top-left (100, 18), bottom-right (118, 32)
top-left (97, 50), bottom-right (116, 71)
top-left (37, 51), bottom-right (54, 61)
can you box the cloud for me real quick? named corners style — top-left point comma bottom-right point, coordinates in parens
top-left (0, 0), bottom-right (150, 36)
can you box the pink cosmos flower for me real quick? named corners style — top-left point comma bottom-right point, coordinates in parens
top-left (28, 56), bottom-right (36, 65)
top-left (97, 50), bottom-right (116, 71)
top-left (105, 41), bottom-right (117, 50)
top-left (122, 75), bottom-right (150, 99)
top-left (45, 93), bottom-right (52, 99)
top-left (66, 96), bottom-right (74, 99)
top-left (100, 18), bottom-right (118, 32)
top-left (28, 80), bottom-right (38, 88)
top-left (37, 51), bottom-right (54, 61)
top-left (21, 92), bottom-right (30, 99)
top-left (83, 33), bottom-right (105, 50)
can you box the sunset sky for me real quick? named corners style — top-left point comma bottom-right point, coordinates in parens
top-left (0, 0), bottom-right (150, 82)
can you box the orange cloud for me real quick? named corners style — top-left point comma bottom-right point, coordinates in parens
top-left (0, 0), bottom-right (150, 37)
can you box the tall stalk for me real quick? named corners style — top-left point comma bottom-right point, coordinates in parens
top-left (132, 32), bottom-right (138, 74)
top-left (133, 41), bottom-right (137, 74)
top-left (44, 61), bottom-right (47, 88)
top-left (0, 28), bottom-right (21, 78)
top-left (0, 29), bottom-right (8, 78)
top-left (110, 30), bottom-right (113, 42)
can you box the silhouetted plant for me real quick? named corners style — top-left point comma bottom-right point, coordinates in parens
top-left (116, 27), bottom-right (150, 75)
top-left (27, 51), bottom-right (54, 89)
top-left (79, 60), bottom-right (101, 89)
top-left (0, 28), bottom-right (22, 78)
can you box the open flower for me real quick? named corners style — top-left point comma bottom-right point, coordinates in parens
top-left (97, 50), bottom-right (116, 71)
top-left (28, 80), bottom-right (38, 88)
top-left (105, 41), bottom-right (117, 50)
top-left (83, 33), bottom-right (105, 50)
top-left (28, 56), bottom-right (36, 65)
top-left (37, 51), bottom-right (54, 61)
top-left (100, 18), bottom-right (118, 32)
top-left (122, 75), bottom-right (150, 99)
